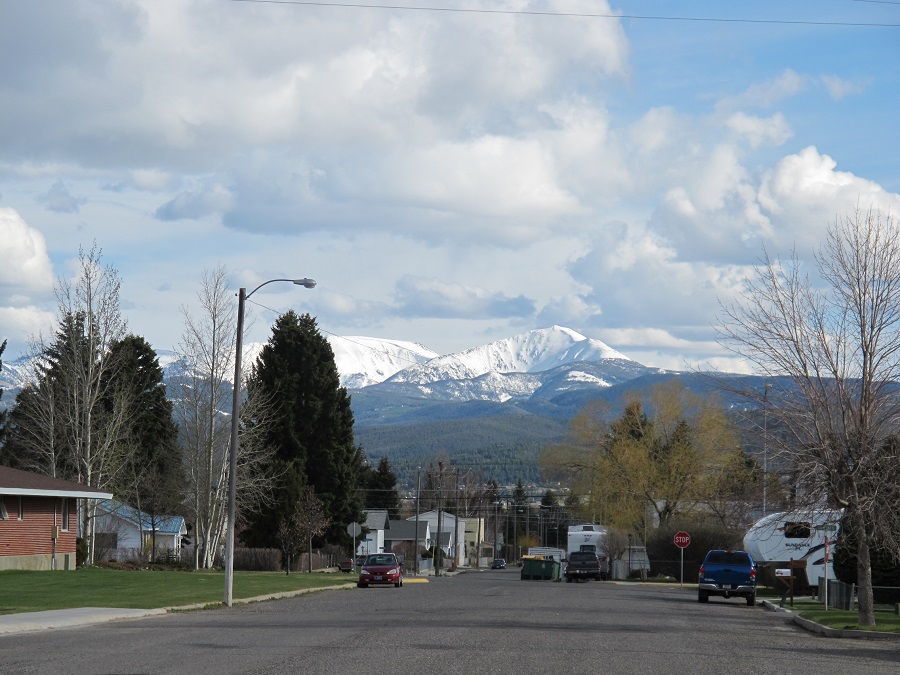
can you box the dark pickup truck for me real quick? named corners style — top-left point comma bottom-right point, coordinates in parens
top-left (564, 551), bottom-right (605, 582)
top-left (698, 549), bottom-right (757, 606)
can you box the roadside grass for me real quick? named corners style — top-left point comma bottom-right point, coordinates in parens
top-left (0, 568), bottom-right (354, 615)
top-left (782, 598), bottom-right (900, 632)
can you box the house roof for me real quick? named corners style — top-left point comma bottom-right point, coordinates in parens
top-left (362, 509), bottom-right (390, 531)
top-left (0, 465), bottom-right (113, 500)
top-left (385, 519), bottom-right (429, 541)
top-left (97, 500), bottom-right (187, 535)
top-left (411, 509), bottom-right (459, 521)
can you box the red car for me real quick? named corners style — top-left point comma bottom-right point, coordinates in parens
top-left (357, 553), bottom-right (403, 588)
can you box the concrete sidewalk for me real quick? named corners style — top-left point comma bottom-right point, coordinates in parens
top-left (0, 607), bottom-right (167, 635)
top-left (0, 582), bottom-right (358, 636)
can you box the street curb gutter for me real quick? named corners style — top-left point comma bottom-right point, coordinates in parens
top-left (761, 599), bottom-right (900, 640)
top-left (166, 582), bottom-right (358, 611)
top-left (0, 583), bottom-right (357, 636)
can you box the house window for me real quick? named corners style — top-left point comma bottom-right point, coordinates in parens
top-left (18, 497), bottom-right (23, 520)
top-left (0, 498), bottom-right (7, 520)
top-left (61, 498), bottom-right (70, 532)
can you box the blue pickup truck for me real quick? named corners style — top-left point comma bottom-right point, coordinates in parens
top-left (698, 550), bottom-right (757, 606)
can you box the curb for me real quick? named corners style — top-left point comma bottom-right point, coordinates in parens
top-left (761, 599), bottom-right (900, 640)
top-left (0, 583), bottom-right (357, 636)
top-left (164, 582), bottom-right (357, 612)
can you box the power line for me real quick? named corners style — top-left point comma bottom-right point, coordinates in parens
top-left (227, 0), bottom-right (900, 27)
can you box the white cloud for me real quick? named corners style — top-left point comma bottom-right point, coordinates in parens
top-left (0, 208), bottom-right (54, 290)
top-left (820, 75), bottom-right (868, 101)
top-left (719, 69), bottom-right (809, 110)
top-left (726, 112), bottom-right (792, 149)
top-left (0, 306), bottom-right (57, 351)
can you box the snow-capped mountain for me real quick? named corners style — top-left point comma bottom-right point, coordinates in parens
top-left (328, 336), bottom-right (438, 389)
top-left (0, 326), bottom-right (649, 412)
top-left (383, 325), bottom-right (629, 387)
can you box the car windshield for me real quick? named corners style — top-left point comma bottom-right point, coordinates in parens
top-left (706, 551), bottom-right (751, 566)
top-left (365, 555), bottom-right (395, 566)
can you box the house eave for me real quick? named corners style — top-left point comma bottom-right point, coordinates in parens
top-left (1, 488), bottom-right (114, 500)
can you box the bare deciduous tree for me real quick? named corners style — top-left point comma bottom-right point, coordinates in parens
top-left (174, 266), bottom-right (279, 569)
top-left (719, 208), bottom-right (900, 626)
top-left (14, 245), bottom-right (134, 563)
top-left (278, 487), bottom-right (330, 574)
top-left (175, 266), bottom-right (236, 570)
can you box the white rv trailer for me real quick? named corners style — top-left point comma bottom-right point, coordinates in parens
top-left (567, 523), bottom-right (610, 580)
top-left (743, 510), bottom-right (842, 588)
top-left (567, 523), bottom-right (608, 557)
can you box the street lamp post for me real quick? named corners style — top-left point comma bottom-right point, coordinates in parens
top-left (763, 383), bottom-right (771, 516)
top-left (224, 277), bottom-right (316, 607)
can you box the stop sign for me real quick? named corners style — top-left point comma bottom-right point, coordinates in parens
top-left (673, 531), bottom-right (691, 548)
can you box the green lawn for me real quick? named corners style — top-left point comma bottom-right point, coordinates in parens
top-left (0, 568), bottom-right (354, 615)
top-left (785, 599), bottom-right (900, 632)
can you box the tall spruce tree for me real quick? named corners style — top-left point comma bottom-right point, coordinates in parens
top-left (105, 335), bottom-right (183, 556)
top-left (242, 311), bottom-right (364, 548)
top-left (365, 456), bottom-right (401, 518)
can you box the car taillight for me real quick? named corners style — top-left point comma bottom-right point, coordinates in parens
top-left (699, 564), bottom-right (704, 577)
top-left (750, 567), bottom-right (756, 579)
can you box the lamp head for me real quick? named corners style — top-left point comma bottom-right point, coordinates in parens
top-left (293, 278), bottom-right (317, 289)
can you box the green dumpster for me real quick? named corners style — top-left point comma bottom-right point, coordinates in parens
top-left (520, 555), bottom-right (560, 581)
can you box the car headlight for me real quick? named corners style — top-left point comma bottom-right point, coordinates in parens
top-left (389, 568), bottom-right (399, 575)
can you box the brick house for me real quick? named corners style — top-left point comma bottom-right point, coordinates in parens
top-left (0, 465), bottom-right (112, 571)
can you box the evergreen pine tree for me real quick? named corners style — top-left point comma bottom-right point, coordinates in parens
top-left (105, 336), bottom-right (183, 544)
top-left (243, 311), bottom-right (364, 548)
top-left (365, 456), bottom-right (401, 518)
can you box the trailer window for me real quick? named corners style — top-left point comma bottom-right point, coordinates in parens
top-left (784, 522), bottom-right (811, 539)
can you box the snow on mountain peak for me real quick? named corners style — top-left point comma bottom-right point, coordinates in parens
top-left (384, 325), bottom-right (630, 386)
top-left (328, 336), bottom-right (438, 389)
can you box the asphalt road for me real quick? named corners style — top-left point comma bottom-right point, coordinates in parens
top-left (2, 568), bottom-right (899, 675)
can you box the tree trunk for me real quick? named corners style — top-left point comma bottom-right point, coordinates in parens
top-left (854, 510), bottom-right (876, 626)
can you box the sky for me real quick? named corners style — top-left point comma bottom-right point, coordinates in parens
top-left (2, 0), bottom-right (900, 373)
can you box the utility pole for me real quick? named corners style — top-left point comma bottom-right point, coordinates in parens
top-left (436, 461), bottom-right (443, 576)
top-left (493, 501), bottom-right (499, 561)
top-left (454, 468), bottom-right (461, 570)
top-left (763, 383), bottom-right (771, 515)
top-left (414, 468), bottom-right (421, 575)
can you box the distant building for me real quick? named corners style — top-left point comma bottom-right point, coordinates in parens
top-left (356, 509), bottom-right (390, 556)
top-left (94, 500), bottom-right (188, 563)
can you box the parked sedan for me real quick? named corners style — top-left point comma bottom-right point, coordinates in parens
top-left (358, 553), bottom-right (403, 588)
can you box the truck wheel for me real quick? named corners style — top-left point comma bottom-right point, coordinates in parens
top-left (747, 594), bottom-right (756, 607)
top-left (565, 576), bottom-right (572, 583)
top-left (698, 590), bottom-right (709, 603)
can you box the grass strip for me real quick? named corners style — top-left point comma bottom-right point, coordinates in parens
top-left (786, 599), bottom-right (900, 632)
top-left (0, 568), bottom-right (353, 615)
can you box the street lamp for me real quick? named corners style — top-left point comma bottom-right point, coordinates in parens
top-left (763, 383), bottom-right (771, 516)
top-left (224, 277), bottom-right (316, 607)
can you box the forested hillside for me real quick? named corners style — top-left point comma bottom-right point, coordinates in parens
top-left (354, 413), bottom-right (568, 487)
